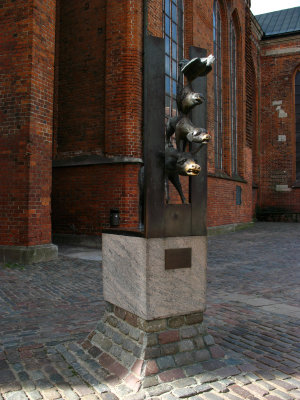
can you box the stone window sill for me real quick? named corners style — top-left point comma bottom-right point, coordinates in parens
top-left (292, 181), bottom-right (300, 188)
top-left (208, 171), bottom-right (247, 184)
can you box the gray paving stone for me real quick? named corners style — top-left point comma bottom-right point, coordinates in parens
top-left (93, 383), bottom-right (110, 394)
top-left (184, 364), bottom-right (204, 377)
top-left (0, 369), bottom-right (17, 385)
top-left (10, 364), bottom-right (23, 373)
top-left (180, 327), bottom-right (198, 339)
top-left (172, 378), bottom-right (197, 388)
top-left (287, 378), bottom-right (300, 389)
top-left (232, 375), bottom-right (251, 385)
top-left (193, 349), bottom-right (210, 362)
top-left (49, 373), bottom-right (65, 384)
top-left (193, 336), bottom-right (205, 349)
top-left (255, 380), bottom-right (275, 391)
top-left (100, 392), bottom-right (119, 400)
top-left (121, 351), bottom-right (136, 369)
top-left (255, 370), bottom-right (276, 380)
top-left (27, 391), bottom-right (42, 400)
top-left (35, 378), bottom-right (52, 390)
top-left (21, 381), bottom-right (35, 392)
top-left (172, 386), bottom-right (198, 398)
top-left (142, 376), bottom-right (159, 388)
top-left (289, 389), bottom-right (300, 398)
top-left (122, 339), bottom-right (136, 353)
top-left (113, 384), bottom-right (132, 397)
top-left (109, 345), bottom-right (122, 360)
top-left (124, 393), bottom-right (146, 400)
top-left (244, 373), bottom-right (261, 382)
top-left (118, 321), bottom-right (130, 336)
top-left (193, 384), bottom-right (213, 394)
top-left (203, 336), bottom-right (215, 346)
top-left (273, 371), bottom-right (291, 380)
top-left (196, 372), bottom-right (218, 384)
top-left (174, 352), bottom-right (194, 366)
top-left (179, 340), bottom-right (194, 353)
top-left (17, 371), bottom-right (30, 382)
top-left (209, 382), bottom-right (229, 393)
top-left (222, 394), bottom-right (243, 400)
top-left (59, 388), bottom-right (79, 400)
top-left (112, 332), bottom-right (124, 346)
top-left (157, 356), bottom-right (176, 370)
top-left (162, 343), bottom-right (180, 356)
top-left (3, 392), bottom-right (28, 400)
top-left (200, 392), bottom-right (224, 400)
top-left (161, 394), bottom-right (178, 400)
top-left (272, 389), bottom-right (294, 400)
top-left (128, 327), bottom-right (140, 341)
top-left (147, 384), bottom-right (173, 396)
top-left (217, 379), bottom-right (235, 387)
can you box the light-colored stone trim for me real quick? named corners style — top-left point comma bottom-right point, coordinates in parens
top-left (0, 244), bottom-right (58, 264)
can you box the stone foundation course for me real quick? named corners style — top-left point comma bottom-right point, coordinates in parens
top-left (79, 302), bottom-right (225, 392)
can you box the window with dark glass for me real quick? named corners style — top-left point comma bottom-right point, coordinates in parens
top-left (296, 71), bottom-right (300, 181)
top-left (164, 0), bottom-right (184, 118)
top-left (230, 20), bottom-right (237, 175)
top-left (213, 0), bottom-right (223, 170)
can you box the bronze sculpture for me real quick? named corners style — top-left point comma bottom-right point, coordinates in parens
top-left (166, 116), bottom-right (211, 152)
top-left (177, 84), bottom-right (205, 114)
top-left (180, 54), bottom-right (215, 81)
top-left (164, 144), bottom-right (201, 204)
top-left (164, 55), bottom-right (214, 203)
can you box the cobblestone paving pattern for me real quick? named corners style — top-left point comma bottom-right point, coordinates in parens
top-left (0, 257), bottom-right (104, 350)
top-left (0, 223), bottom-right (299, 399)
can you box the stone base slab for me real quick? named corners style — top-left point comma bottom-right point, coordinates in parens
top-left (103, 234), bottom-right (207, 320)
top-left (0, 243), bottom-right (58, 264)
top-left (53, 233), bottom-right (101, 248)
top-left (80, 302), bottom-right (225, 392)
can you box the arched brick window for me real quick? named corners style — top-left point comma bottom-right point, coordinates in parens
top-left (163, 0), bottom-right (184, 118)
top-left (230, 18), bottom-right (238, 175)
top-left (213, 0), bottom-right (223, 170)
top-left (296, 70), bottom-right (300, 181)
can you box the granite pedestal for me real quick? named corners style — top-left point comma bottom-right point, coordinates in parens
top-left (103, 234), bottom-right (207, 320)
top-left (79, 233), bottom-right (223, 392)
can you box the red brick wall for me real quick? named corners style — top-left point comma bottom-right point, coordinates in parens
top-left (52, 0), bottom-right (143, 235)
top-left (188, 0), bottom-right (253, 227)
top-left (147, 0), bottom-right (163, 38)
top-left (53, 0), bottom-right (106, 156)
top-left (104, 0), bottom-right (143, 158)
top-left (0, 0), bottom-right (56, 246)
top-left (258, 35), bottom-right (300, 212)
top-left (52, 165), bottom-right (139, 235)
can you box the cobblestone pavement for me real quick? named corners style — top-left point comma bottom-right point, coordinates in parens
top-left (0, 222), bottom-right (299, 400)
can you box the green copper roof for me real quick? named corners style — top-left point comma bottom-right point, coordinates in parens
top-left (255, 7), bottom-right (300, 38)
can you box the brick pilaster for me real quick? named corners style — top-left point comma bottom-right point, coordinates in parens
top-left (0, 0), bottom-right (57, 252)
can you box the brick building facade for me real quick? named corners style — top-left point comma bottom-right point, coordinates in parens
top-left (252, 8), bottom-right (300, 220)
top-left (0, 1), bottom-right (299, 262)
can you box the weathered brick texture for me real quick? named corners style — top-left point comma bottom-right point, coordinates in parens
top-left (257, 36), bottom-right (300, 213)
top-left (0, 0), bottom-right (56, 246)
top-left (53, 0), bottom-right (106, 156)
top-left (190, 0), bottom-right (253, 227)
top-left (52, 164), bottom-right (140, 235)
top-left (52, 0), bottom-right (143, 235)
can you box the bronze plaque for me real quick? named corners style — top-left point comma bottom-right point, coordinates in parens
top-left (165, 248), bottom-right (192, 270)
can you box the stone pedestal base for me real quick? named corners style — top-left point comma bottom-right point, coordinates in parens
top-left (83, 233), bottom-right (223, 391)
top-left (0, 243), bottom-right (58, 264)
top-left (103, 234), bottom-right (207, 320)
top-left (81, 302), bottom-right (224, 392)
